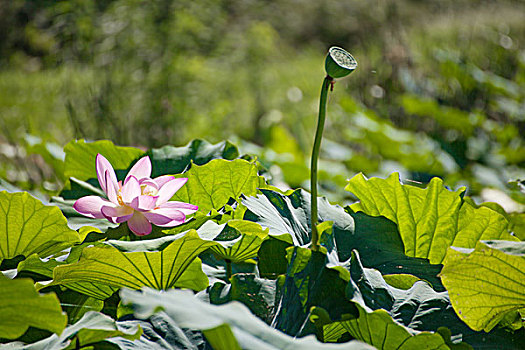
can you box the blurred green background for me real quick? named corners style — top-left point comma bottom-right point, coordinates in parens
top-left (1, 0), bottom-right (524, 207)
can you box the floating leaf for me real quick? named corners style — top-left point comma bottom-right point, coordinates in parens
top-left (0, 191), bottom-right (80, 262)
top-left (346, 173), bottom-right (515, 264)
top-left (173, 159), bottom-right (263, 213)
top-left (0, 278), bottom-right (67, 339)
top-left (440, 240), bottom-right (525, 332)
top-left (146, 139), bottom-right (239, 177)
top-left (51, 231), bottom-right (217, 292)
top-left (120, 287), bottom-right (373, 350)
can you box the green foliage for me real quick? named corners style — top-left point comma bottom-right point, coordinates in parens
top-left (10, 311), bottom-right (142, 349)
top-left (210, 273), bottom-right (277, 322)
top-left (244, 188), bottom-right (447, 289)
top-left (346, 172), bottom-right (516, 264)
top-left (382, 273), bottom-right (425, 290)
top-left (1, 137), bottom-right (525, 349)
top-left (2, 1), bottom-right (525, 341)
top-left (205, 220), bottom-right (269, 263)
top-left (322, 304), bottom-right (450, 349)
top-left (50, 231), bottom-right (216, 292)
top-left (243, 188), bottom-right (351, 246)
top-left (120, 287), bottom-right (374, 350)
top-left (440, 240), bottom-right (525, 332)
top-left (63, 139), bottom-right (144, 182)
top-left (146, 139), bottom-right (240, 178)
top-left (0, 191), bottom-right (80, 263)
top-left (172, 159), bottom-right (264, 214)
top-left (0, 278), bottom-right (66, 340)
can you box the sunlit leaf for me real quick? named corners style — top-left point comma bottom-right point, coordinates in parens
top-left (50, 231), bottom-right (216, 292)
top-left (204, 220), bottom-right (268, 263)
top-left (0, 278), bottom-right (67, 339)
top-left (173, 159), bottom-right (263, 213)
top-left (346, 173), bottom-right (515, 263)
top-left (202, 324), bottom-right (242, 350)
top-left (0, 191), bottom-right (80, 263)
top-left (440, 240), bottom-right (525, 332)
top-left (277, 245), bottom-right (520, 349)
top-left (382, 273), bottom-right (425, 290)
top-left (243, 188), bottom-right (445, 289)
top-left (63, 139), bottom-right (144, 182)
top-left (20, 252), bottom-right (117, 300)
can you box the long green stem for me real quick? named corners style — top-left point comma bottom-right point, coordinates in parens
top-left (310, 75), bottom-right (333, 251)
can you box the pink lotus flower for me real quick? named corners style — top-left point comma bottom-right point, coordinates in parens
top-left (73, 154), bottom-right (198, 236)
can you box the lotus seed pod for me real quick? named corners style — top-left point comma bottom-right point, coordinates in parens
top-left (324, 46), bottom-right (357, 78)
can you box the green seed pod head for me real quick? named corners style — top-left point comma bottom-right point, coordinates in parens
top-left (325, 46), bottom-right (357, 78)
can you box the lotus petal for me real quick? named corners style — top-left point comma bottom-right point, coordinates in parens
top-left (127, 212), bottom-right (152, 236)
top-left (96, 154), bottom-right (118, 194)
top-left (127, 156), bottom-right (152, 181)
top-left (73, 196), bottom-right (113, 219)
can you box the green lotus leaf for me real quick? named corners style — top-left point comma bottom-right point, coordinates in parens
top-left (346, 172), bottom-right (515, 264)
top-left (509, 213), bottom-right (525, 241)
top-left (105, 312), bottom-right (209, 349)
top-left (14, 311), bottom-right (141, 349)
top-left (440, 240), bottom-right (525, 332)
top-left (120, 287), bottom-right (373, 350)
top-left (50, 231), bottom-right (218, 292)
top-left (202, 324), bottom-right (242, 350)
top-left (209, 274), bottom-right (277, 323)
top-left (48, 279), bottom-right (117, 301)
top-left (382, 273), bottom-right (425, 290)
top-left (20, 251), bottom-right (117, 301)
top-left (275, 245), bottom-right (522, 349)
top-left (146, 139), bottom-right (239, 177)
top-left (172, 159), bottom-right (264, 213)
top-left (243, 188), bottom-right (445, 289)
top-left (0, 278), bottom-right (67, 339)
top-left (243, 188), bottom-right (352, 246)
top-left (207, 220), bottom-right (269, 263)
top-left (56, 290), bottom-right (104, 325)
top-left (257, 236), bottom-right (291, 278)
top-left (63, 139), bottom-right (144, 182)
top-left (0, 191), bottom-right (80, 263)
top-left (322, 303), bottom-right (449, 349)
